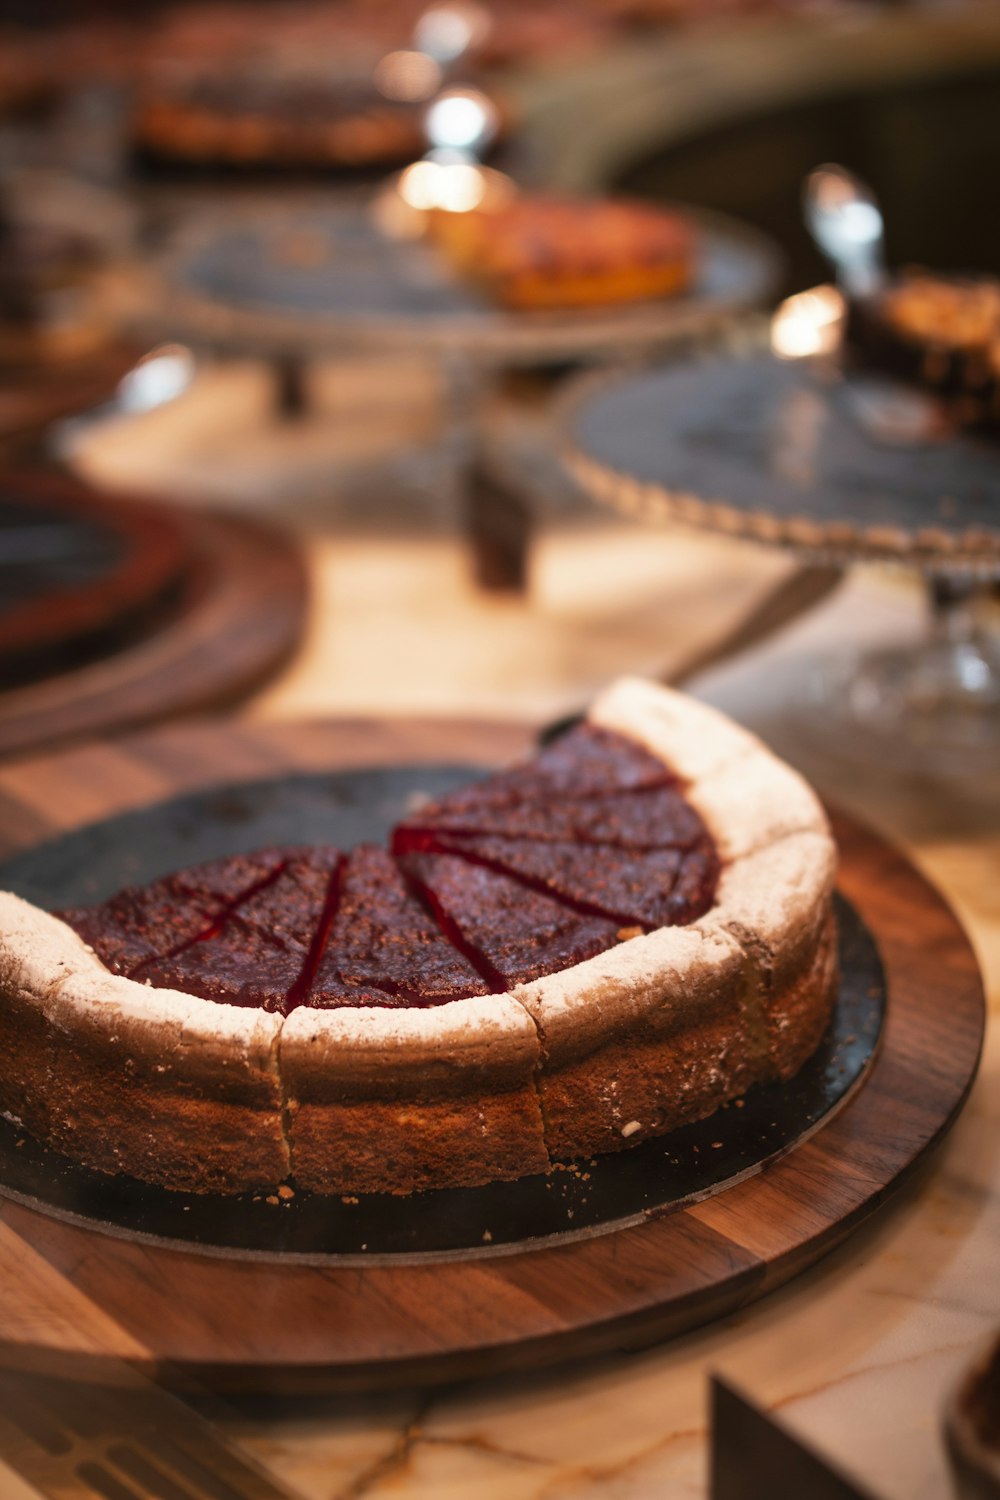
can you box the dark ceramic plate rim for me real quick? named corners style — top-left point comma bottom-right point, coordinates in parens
top-left (0, 767), bottom-right (884, 1267)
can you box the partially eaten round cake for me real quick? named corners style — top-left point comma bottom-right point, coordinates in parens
top-left (0, 680), bottom-right (837, 1196)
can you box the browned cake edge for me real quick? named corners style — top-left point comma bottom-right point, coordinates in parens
top-left (279, 997), bottom-right (548, 1196)
top-left (0, 894), bottom-right (287, 1193)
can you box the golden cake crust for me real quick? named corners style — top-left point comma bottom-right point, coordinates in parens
top-left (0, 678), bottom-right (838, 1196)
top-left (0, 893), bottom-right (286, 1192)
top-left (280, 997), bottom-right (548, 1194)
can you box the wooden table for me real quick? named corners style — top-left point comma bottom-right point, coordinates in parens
top-left (0, 556), bottom-right (995, 1498)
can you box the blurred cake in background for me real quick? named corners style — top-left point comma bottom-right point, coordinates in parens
top-left (132, 65), bottom-right (433, 172)
top-left (847, 272), bottom-right (1000, 431)
top-left (427, 193), bottom-right (698, 310)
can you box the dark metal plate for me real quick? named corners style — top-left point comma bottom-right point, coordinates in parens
top-left (0, 766), bottom-right (884, 1265)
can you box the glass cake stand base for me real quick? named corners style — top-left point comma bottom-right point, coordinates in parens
top-left (797, 580), bottom-right (1000, 775)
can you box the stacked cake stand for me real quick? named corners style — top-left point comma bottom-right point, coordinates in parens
top-left (562, 316), bottom-right (1000, 772)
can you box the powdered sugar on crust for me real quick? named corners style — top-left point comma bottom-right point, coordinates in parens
top-left (283, 993), bottom-right (530, 1051)
top-left (588, 674), bottom-right (832, 893)
top-left (513, 923), bottom-right (746, 1064)
top-left (589, 676), bottom-right (760, 783)
top-left (281, 993), bottom-right (539, 1098)
top-left (685, 752), bottom-right (827, 862)
top-left (696, 831), bottom-right (837, 983)
top-left (0, 892), bottom-right (281, 1063)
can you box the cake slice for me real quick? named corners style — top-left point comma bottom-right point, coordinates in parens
top-left (395, 783), bottom-right (706, 851)
top-left (139, 848), bottom-right (340, 1013)
top-left (56, 848), bottom-right (290, 978)
top-left (307, 845), bottom-right (490, 1009)
top-left (400, 850), bottom-right (620, 988)
top-left (430, 194), bottom-right (696, 311)
top-left (398, 722), bottom-right (674, 835)
top-left (406, 832), bottom-right (718, 930)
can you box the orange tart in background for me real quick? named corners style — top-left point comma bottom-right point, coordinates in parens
top-left (427, 193), bottom-right (698, 310)
top-left (0, 679), bottom-right (837, 1196)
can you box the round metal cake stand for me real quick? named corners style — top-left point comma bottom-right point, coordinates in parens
top-left (561, 324), bottom-right (1000, 774)
top-left (109, 196), bottom-right (782, 365)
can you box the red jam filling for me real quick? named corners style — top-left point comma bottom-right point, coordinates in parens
top-left (405, 832), bottom-right (718, 930)
top-left (137, 850), bottom-right (339, 1013)
top-left (55, 848), bottom-right (290, 978)
top-left (307, 846), bottom-right (490, 1009)
top-left (57, 726), bottom-right (720, 1010)
top-left (394, 784), bottom-right (707, 852)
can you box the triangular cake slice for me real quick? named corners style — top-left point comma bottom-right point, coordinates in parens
top-left (400, 850), bottom-right (620, 988)
top-left (307, 846), bottom-right (490, 1009)
top-left (395, 783), bottom-right (707, 852)
top-left (56, 848), bottom-right (291, 978)
top-left (139, 849), bottom-right (340, 1013)
top-left (409, 832), bottom-right (718, 930)
top-left (400, 723), bottom-right (674, 831)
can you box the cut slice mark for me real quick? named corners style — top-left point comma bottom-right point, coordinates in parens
top-left (269, 1016), bottom-right (293, 1182)
top-left (398, 833), bottom-right (674, 933)
top-left (509, 989), bottom-right (557, 1170)
top-left (719, 917), bottom-right (780, 1082)
top-left (392, 781), bottom-right (709, 857)
top-left (397, 858), bottom-right (509, 997)
top-left (398, 851), bottom-right (621, 990)
top-left (451, 844), bottom-right (657, 930)
top-left (126, 855), bottom-right (291, 980)
top-left (283, 853), bottom-right (347, 1013)
top-left (528, 1058), bottom-right (556, 1175)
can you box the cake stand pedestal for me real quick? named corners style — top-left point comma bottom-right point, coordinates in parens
top-left (0, 717), bottom-right (984, 1393)
top-left (562, 329), bottom-right (1000, 772)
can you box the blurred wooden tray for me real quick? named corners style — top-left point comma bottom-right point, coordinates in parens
top-left (0, 497), bottom-right (307, 758)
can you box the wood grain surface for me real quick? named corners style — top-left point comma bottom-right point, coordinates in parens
top-left (0, 471), bottom-right (190, 675)
top-left (0, 719), bottom-right (985, 1394)
top-left (0, 345), bottom-right (143, 457)
top-left (0, 510), bottom-right (308, 760)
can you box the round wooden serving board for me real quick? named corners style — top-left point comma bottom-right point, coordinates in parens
top-left (0, 718), bottom-right (985, 1393)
